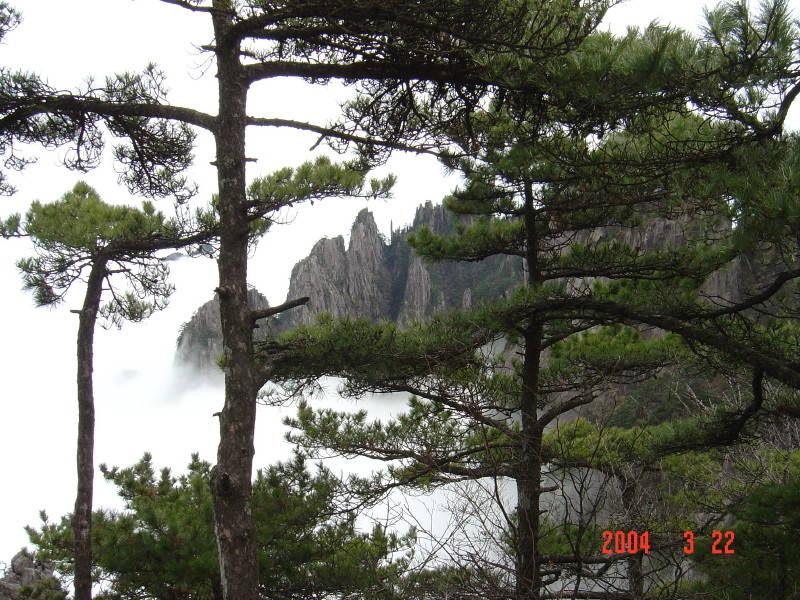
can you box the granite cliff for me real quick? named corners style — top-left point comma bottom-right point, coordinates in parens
top-left (174, 202), bottom-right (776, 376)
top-left (175, 288), bottom-right (270, 372)
top-left (175, 202), bottom-right (523, 370)
top-left (0, 551), bottom-right (62, 600)
top-left (284, 202), bottom-right (522, 327)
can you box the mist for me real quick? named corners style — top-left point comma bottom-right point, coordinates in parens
top-left (4, 0), bottom-right (800, 579)
top-left (0, 225), bottom-right (445, 564)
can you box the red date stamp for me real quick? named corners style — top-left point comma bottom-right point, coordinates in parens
top-left (682, 530), bottom-right (735, 554)
top-left (601, 531), bottom-right (735, 555)
top-left (601, 530), bottom-right (651, 554)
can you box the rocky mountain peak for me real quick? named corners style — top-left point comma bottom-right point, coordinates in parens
top-left (174, 203), bottom-right (516, 369)
top-left (352, 207), bottom-right (380, 233)
top-left (175, 288), bottom-right (269, 373)
top-left (174, 200), bottom-right (775, 374)
top-left (409, 200), bottom-right (451, 235)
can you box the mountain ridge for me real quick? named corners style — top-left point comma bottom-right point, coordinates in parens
top-left (175, 202), bottom-right (524, 371)
top-left (174, 202), bottom-right (773, 374)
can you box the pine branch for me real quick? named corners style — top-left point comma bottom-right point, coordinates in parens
top-left (244, 60), bottom-right (478, 86)
top-left (245, 116), bottom-right (441, 157)
top-left (578, 299), bottom-right (800, 389)
top-left (251, 297), bottom-right (310, 325)
top-left (699, 267), bottom-right (800, 318)
top-left (156, 0), bottom-right (214, 13)
top-left (1, 96), bottom-right (216, 132)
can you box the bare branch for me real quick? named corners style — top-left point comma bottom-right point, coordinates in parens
top-left (769, 80), bottom-right (800, 135)
top-left (699, 267), bottom-right (800, 318)
top-left (251, 296), bottom-right (310, 324)
top-left (156, 0), bottom-right (214, 13)
top-left (245, 116), bottom-right (442, 157)
top-left (244, 60), bottom-right (478, 86)
top-left (537, 393), bottom-right (595, 430)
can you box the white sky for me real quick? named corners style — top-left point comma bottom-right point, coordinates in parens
top-left (1, 0), bottom-right (799, 565)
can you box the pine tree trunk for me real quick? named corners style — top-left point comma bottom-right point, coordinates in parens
top-left (516, 181), bottom-right (544, 600)
top-left (209, 7), bottom-right (260, 600)
top-left (73, 259), bottom-right (106, 600)
top-left (516, 322), bottom-right (544, 600)
top-left (621, 476), bottom-right (645, 600)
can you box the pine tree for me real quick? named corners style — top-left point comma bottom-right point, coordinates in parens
top-left (2, 181), bottom-right (217, 600)
top-left (4, 2), bottom-right (800, 599)
top-left (1, 162), bottom-right (393, 600)
top-left (27, 452), bottom-right (418, 600)
top-left (263, 3), bottom-right (800, 598)
top-left (0, 3), bottom-right (626, 599)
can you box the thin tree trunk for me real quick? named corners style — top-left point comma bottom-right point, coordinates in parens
top-left (621, 477), bottom-right (644, 600)
top-left (73, 259), bottom-right (106, 600)
top-left (516, 322), bottom-right (544, 600)
top-left (516, 180), bottom-right (544, 600)
top-left (209, 6), bottom-right (260, 600)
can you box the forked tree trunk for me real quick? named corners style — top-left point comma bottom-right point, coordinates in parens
top-left (73, 259), bottom-right (106, 600)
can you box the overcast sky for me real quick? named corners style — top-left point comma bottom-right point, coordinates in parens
top-left (2, 0), bottom-right (799, 565)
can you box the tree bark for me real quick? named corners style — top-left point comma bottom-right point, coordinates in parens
top-left (517, 321), bottom-right (544, 600)
top-left (73, 259), bottom-right (106, 600)
top-left (516, 180), bottom-right (544, 600)
top-left (620, 477), bottom-right (644, 600)
top-left (208, 6), bottom-right (260, 600)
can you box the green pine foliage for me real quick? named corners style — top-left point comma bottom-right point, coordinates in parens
top-left (27, 453), bottom-right (417, 600)
top-left (7, 182), bottom-right (190, 323)
top-left (262, 3), bottom-right (800, 596)
top-left (245, 156), bottom-right (395, 241)
top-left (23, 182), bottom-right (176, 250)
top-left (687, 481), bottom-right (800, 599)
